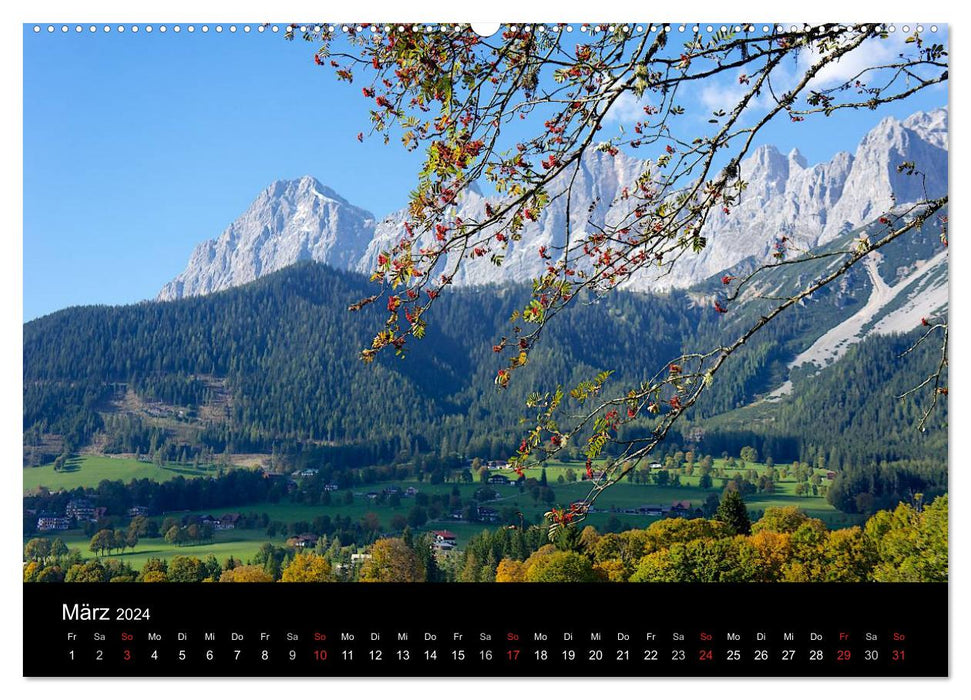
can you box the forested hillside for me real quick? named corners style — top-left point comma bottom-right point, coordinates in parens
top-left (24, 261), bottom-right (946, 513)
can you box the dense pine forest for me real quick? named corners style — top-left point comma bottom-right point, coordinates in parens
top-left (24, 261), bottom-right (947, 514)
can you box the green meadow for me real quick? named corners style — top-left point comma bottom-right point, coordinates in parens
top-left (27, 456), bottom-right (858, 567)
top-left (155, 460), bottom-right (853, 548)
top-left (23, 455), bottom-right (233, 493)
top-left (48, 529), bottom-right (289, 570)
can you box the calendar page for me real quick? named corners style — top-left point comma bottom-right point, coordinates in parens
top-left (22, 21), bottom-right (948, 678)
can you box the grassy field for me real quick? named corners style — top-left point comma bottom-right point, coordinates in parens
top-left (157, 459), bottom-right (856, 549)
top-left (23, 455), bottom-right (236, 493)
top-left (48, 529), bottom-right (289, 570)
top-left (27, 455), bottom-right (860, 567)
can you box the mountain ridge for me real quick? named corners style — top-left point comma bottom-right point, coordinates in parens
top-left (159, 107), bottom-right (948, 301)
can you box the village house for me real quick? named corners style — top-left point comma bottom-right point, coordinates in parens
top-left (488, 474), bottom-right (511, 485)
top-left (670, 500), bottom-right (692, 517)
top-left (65, 499), bottom-right (95, 521)
top-left (477, 506), bottom-right (499, 522)
top-left (37, 515), bottom-right (71, 531)
top-left (431, 530), bottom-right (457, 550)
top-left (287, 533), bottom-right (317, 548)
top-left (216, 513), bottom-right (241, 530)
top-left (297, 468), bottom-right (319, 477)
top-left (323, 483), bottom-right (340, 491)
top-left (127, 505), bottom-right (150, 517)
top-left (404, 486), bottom-right (419, 497)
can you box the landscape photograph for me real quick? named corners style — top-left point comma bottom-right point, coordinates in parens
top-left (23, 22), bottom-right (948, 584)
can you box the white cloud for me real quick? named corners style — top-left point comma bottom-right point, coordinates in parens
top-left (798, 35), bottom-right (898, 90)
top-left (604, 91), bottom-right (654, 124)
top-left (698, 78), bottom-right (748, 113)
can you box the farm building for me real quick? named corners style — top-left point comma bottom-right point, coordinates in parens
top-left (287, 534), bottom-right (318, 548)
top-left (37, 516), bottom-right (71, 531)
top-left (66, 499), bottom-right (96, 521)
top-left (477, 506), bottom-right (499, 522)
top-left (216, 513), bottom-right (241, 530)
top-left (670, 501), bottom-right (693, 516)
top-left (431, 530), bottom-right (458, 551)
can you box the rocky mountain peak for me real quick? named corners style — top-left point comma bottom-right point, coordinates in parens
top-left (158, 175), bottom-right (376, 301)
top-left (160, 107), bottom-right (947, 300)
top-left (788, 148), bottom-right (808, 169)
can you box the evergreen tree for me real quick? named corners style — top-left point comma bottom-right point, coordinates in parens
top-left (715, 490), bottom-right (752, 535)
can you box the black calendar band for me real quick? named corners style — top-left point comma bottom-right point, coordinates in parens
top-left (24, 582), bottom-right (948, 677)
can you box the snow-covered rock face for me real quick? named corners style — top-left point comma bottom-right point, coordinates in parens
top-left (159, 108), bottom-right (947, 300)
top-left (158, 176), bottom-right (376, 300)
top-left (354, 149), bottom-right (646, 287)
top-left (660, 108), bottom-right (947, 288)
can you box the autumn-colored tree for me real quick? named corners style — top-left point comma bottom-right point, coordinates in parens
top-left (168, 556), bottom-right (207, 583)
top-left (358, 538), bottom-right (426, 582)
top-left (296, 23), bottom-right (947, 534)
top-left (578, 525), bottom-right (601, 551)
top-left (524, 549), bottom-right (599, 582)
top-left (643, 516), bottom-right (733, 551)
top-left (742, 530), bottom-right (792, 582)
top-left (820, 527), bottom-right (876, 582)
top-left (783, 518), bottom-right (831, 582)
top-left (752, 506), bottom-right (812, 534)
top-left (591, 558), bottom-right (627, 583)
top-left (495, 558), bottom-right (528, 583)
top-left (24, 538), bottom-right (51, 563)
top-left (65, 561), bottom-right (109, 583)
top-left (140, 557), bottom-right (168, 579)
top-left (23, 561), bottom-right (41, 582)
top-left (281, 551), bottom-right (337, 582)
top-left (25, 563), bottom-right (65, 582)
top-left (219, 565), bottom-right (275, 583)
top-left (141, 570), bottom-right (168, 583)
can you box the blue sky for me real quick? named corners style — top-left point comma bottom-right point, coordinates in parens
top-left (23, 25), bottom-right (947, 320)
